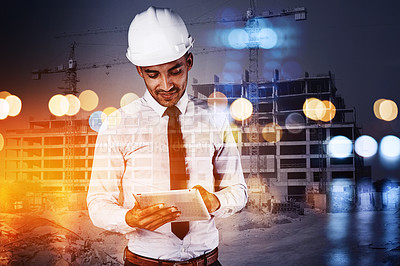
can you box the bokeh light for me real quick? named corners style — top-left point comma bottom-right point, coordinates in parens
top-left (303, 98), bottom-right (325, 121)
top-left (373, 98), bottom-right (385, 120)
top-left (285, 113), bottom-right (305, 134)
top-left (355, 135), bottom-right (378, 158)
top-left (48, 94), bottom-right (69, 117)
top-left (120, 92), bottom-right (139, 109)
top-left (208, 91), bottom-right (228, 110)
top-left (65, 94), bottom-right (80, 116)
top-left (0, 99), bottom-right (10, 120)
top-left (0, 91), bottom-right (11, 99)
top-left (320, 100), bottom-right (336, 122)
top-left (5, 95), bottom-right (22, 117)
top-left (380, 99), bottom-right (398, 121)
top-left (79, 90), bottom-right (99, 111)
top-left (101, 107), bottom-right (121, 128)
top-left (230, 98), bottom-right (253, 121)
top-left (380, 135), bottom-right (400, 159)
top-left (0, 133), bottom-right (4, 152)
top-left (328, 136), bottom-right (353, 158)
top-left (89, 111), bottom-right (105, 132)
top-left (258, 28), bottom-right (278, 49)
top-left (262, 122), bottom-right (283, 143)
top-left (374, 98), bottom-right (398, 121)
top-left (228, 29), bottom-right (248, 49)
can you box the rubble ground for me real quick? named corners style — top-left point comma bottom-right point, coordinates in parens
top-left (0, 210), bottom-right (127, 265)
top-left (0, 209), bottom-right (302, 265)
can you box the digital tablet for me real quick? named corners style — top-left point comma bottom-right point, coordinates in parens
top-left (134, 189), bottom-right (211, 222)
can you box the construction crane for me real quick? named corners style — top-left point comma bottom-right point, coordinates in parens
top-left (31, 42), bottom-right (127, 194)
top-left (31, 42), bottom-right (128, 94)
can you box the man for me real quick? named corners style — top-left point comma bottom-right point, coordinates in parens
top-left (87, 6), bottom-right (247, 266)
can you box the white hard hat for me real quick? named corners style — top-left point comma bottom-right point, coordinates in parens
top-left (126, 6), bottom-right (194, 67)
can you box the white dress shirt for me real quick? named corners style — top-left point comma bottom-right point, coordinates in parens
top-left (87, 89), bottom-right (247, 261)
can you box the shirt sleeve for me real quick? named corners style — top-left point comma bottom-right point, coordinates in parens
top-left (210, 114), bottom-right (248, 218)
top-left (86, 123), bottom-right (135, 234)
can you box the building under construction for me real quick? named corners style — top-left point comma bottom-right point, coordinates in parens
top-left (0, 118), bottom-right (96, 211)
top-left (193, 70), bottom-right (369, 212)
top-left (0, 71), bottom-right (369, 212)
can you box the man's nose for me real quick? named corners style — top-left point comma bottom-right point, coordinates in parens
top-left (160, 75), bottom-right (173, 91)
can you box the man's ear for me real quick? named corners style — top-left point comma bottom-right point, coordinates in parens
top-left (136, 66), bottom-right (143, 77)
top-left (186, 53), bottom-right (193, 71)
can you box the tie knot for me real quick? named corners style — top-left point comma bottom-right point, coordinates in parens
top-left (165, 106), bottom-right (181, 118)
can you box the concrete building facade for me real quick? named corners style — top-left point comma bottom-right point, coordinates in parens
top-left (193, 71), bottom-right (368, 211)
top-left (1, 118), bottom-right (96, 211)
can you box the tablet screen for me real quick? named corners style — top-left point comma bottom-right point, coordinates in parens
top-left (134, 189), bottom-right (211, 222)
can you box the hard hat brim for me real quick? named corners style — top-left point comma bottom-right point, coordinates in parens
top-left (126, 37), bottom-right (194, 67)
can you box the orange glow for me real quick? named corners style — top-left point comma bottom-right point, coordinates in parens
top-left (120, 92), bottom-right (139, 108)
top-left (5, 95), bottom-right (22, 117)
top-left (379, 99), bottom-right (398, 121)
top-left (303, 98), bottom-right (325, 121)
top-left (0, 133), bottom-right (4, 151)
top-left (320, 100), bottom-right (336, 122)
top-left (48, 94), bottom-right (69, 116)
top-left (101, 107), bottom-right (121, 128)
top-left (65, 94), bottom-right (80, 116)
top-left (230, 98), bottom-right (253, 121)
top-left (0, 98), bottom-right (10, 120)
top-left (373, 98), bottom-right (386, 120)
top-left (0, 91), bottom-right (11, 99)
top-left (262, 122), bottom-right (283, 143)
top-left (374, 98), bottom-right (398, 121)
top-left (207, 91), bottom-right (228, 110)
top-left (79, 90), bottom-right (99, 111)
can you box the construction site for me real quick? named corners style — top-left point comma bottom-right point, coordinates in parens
top-left (0, 2), bottom-right (367, 213)
top-left (1, 1), bottom-right (400, 265)
top-left (1, 69), bottom-right (370, 212)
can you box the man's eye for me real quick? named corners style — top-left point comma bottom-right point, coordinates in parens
top-left (171, 69), bottom-right (182, 75)
top-left (148, 74), bottom-right (158, 79)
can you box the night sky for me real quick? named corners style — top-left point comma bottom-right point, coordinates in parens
top-left (1, 0), bottom-right (400, 180)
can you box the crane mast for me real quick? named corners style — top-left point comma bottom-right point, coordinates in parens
top-left (246, 2), bottom-right (261, 179)
top-left (244, 0), bottom-right (306, 183)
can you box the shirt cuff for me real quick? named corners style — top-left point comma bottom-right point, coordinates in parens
top-left (113, 208), bottom-right (137, 234)
top-left (210, 190), bottom-right (229, 217)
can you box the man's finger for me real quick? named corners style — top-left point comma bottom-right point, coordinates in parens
top-left (137, 203), bottom-right (165, 217)
top-left (193, 185), bottom-right (205, 194)
top-left (139, 207), bottom-right (180, 228)
top-left (145, 211), bottom-right (181, 231)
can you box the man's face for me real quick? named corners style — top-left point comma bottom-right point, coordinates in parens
top-left (136, 53), bottom-right (193, 107)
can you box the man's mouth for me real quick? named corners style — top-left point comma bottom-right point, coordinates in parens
top-left (158, 90), bottom-right (178, 100)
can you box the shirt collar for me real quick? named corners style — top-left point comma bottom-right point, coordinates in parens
top-left (143, 89), bottom-right (189, 117)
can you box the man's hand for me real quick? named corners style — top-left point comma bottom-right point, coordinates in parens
top-left (193, 185), bottom-right (221, 213)
top-left (125, 203), bottom-right (181, 231)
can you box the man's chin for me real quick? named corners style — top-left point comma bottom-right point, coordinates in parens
top-left (157, 96), bottom-right (179, 107)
